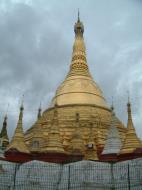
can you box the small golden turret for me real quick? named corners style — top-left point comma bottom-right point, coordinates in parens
top-left (85, 123), bottom-right (98, 160)
top-left (29, 106), bottom-right (43, 152)
top-left (120, 99), bottom-right (141, 154)
top-left (45, 103), bottom-right (65, 153)
top-left (0, 115), bottom-right (9, 149)
top-left (6, 104), bottom-right (30, 153)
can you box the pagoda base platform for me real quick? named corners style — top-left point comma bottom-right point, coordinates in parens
top-left (118, 152), bottom-right (142, 161)
top-left (4, 151), bottom-right (31, 163)
top-left (3, 150), bottom-right (142, 163)
top-left (3, 151), bottom-right (83, 163)
top-left (100, 153), bottom-right (118, 162)
top-left (31, 152), bottom-right (83, 163)
top-left (100, 151), bottom-right (142, 162)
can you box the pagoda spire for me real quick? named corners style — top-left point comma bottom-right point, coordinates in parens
top-left (37, 103), bottom-right (42, 120)
top-left (126, 96), bottom-right (136, 131)
top-left (120, 99), bottom-right (141, 154)
top-left (6, 103), bottom-right (29, 153)
top-left (78, 9), bottom-right (80, 22)
top-left (0, 115), bottom-right (9, 149)
top-left (45, 103), bottom-right (65, 153)
top-left (0, 115), bottom-right (8, 139)
top-left (67, 12), bottom-right (91, 77)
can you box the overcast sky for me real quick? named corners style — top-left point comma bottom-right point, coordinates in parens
top-left (0, 0), bottom-right (142, 139)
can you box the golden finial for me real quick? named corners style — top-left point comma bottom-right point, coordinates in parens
top-left (18, 95), bottom-right (24, 120)
top-left (74, 10), bottom-right (84, 36)
top-left (37, 102), bottom-right (42, 119)
top-left (78, 8), bottom-right (80, 22)
top-left (127, 90), bottom-right (131, 105)
top-left (3, 103), bottom-right (9, 123)
top-left (127, 90), bottom-right (130, 101)
top-left (126, 90), bottom-right (132, 115)
top-left (20, 94), bottom-right (24, 111)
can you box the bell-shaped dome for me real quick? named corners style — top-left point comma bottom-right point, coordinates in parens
top-left (51, 75), bottom-right (108, 108)
top-left (50, 15), bottom-right (108, 109)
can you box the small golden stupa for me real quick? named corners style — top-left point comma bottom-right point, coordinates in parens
top-left (120, 99), bottom-right (141, 154)
top-left (43, 102), bottom-right (65, 153)
top-left (6, 104), bottom-right (29, 154)
top-left (0, 115), bottom-right (9, 149)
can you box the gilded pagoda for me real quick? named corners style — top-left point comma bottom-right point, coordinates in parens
top-left (1, 14), bottom-right (142, 163)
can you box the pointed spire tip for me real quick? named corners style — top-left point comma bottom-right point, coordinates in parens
top-left (37, 102), bottom-right (42, 119)
top-left (78, 8), bottom-right (80, 22)
top-left (127, 90), bottom-right (131, 106)
top-left (4, 114), bottom-right (7, 121)
top-left (20, 94), bottom-right (24, 111)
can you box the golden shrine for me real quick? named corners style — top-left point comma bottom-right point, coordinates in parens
top-left (1, 14), bottom-right (142, 163)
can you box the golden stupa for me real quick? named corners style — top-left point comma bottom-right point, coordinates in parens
top-left (6, 104), bottom-right (30, 154)
top-left (120, 100), bottom-right (141, 154)
top-left (24, 14), bottom-right (127, 158)
top-left (0, 115), bottom-right (9, 149)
